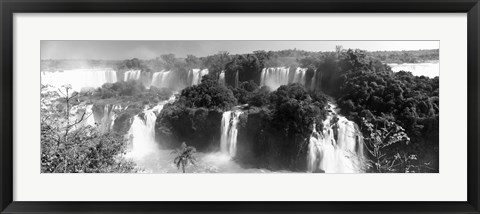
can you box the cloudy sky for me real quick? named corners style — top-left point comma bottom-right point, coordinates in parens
top-left (41, 40), bottom-right (439, 60)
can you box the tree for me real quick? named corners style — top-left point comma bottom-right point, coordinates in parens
top-left (361, 117), bottom-right (412, 173)
top-left (160, 54), bottom-right (178, 70)
top-left (185, 54), bottom-right (201, 68)
top-left (202, 51), bottom-right (231, 80)
top-left (224, 54), bottom-right (263, 87)
top-left (172, 142), bottom-right (197, 173)
top-left (179, 74), bottom-right (237, 110)
top-left (230, 80), bottom-right (259, 104)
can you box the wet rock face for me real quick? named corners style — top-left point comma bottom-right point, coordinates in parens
top-left (235, 109), bottom-right (310, 172)
top-left (155, 106), bottom-right (223, 151)
top-left (112, 109), bottom-right (141, 134)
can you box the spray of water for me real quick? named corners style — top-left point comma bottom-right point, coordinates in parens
top-left (41, 68), bottom-right (117, 92)
top-left (188, 69), bottom-right (209, 86)
top-left (307, 104), bottom-right (365, 173)
top-left (260, 67), bottom-right (309, 90)
top-left (124, 70), bottom-right (142, 82)
top-left (125, 95), bottom-right (176, 160)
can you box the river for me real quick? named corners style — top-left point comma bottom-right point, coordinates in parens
top-left (388, 61), bottom-right (439, 78)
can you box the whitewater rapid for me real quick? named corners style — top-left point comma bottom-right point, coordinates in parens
top-left (125, 95), bottom-right (176, 160)
top-left (307, 104), bottom-right (365, 173)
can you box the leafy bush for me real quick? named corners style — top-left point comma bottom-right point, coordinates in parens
top-left (41, 85), bottom-right (136, 173)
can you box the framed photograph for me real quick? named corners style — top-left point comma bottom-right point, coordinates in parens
top-left (1, 0), bottom-right (479, 213)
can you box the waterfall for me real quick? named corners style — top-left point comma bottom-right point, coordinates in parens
top-left (220, 110), bottom-right (243, 157)
top-left (124, 70), bottom-right (142, 82)
top-left (188, 68), bottom-right (209, 86)
top-left (84, 105), bottom-right (96, 127)
top-left (260, 67), bottom-right (309, 90)
top-left (151, 70), bottom-right (174, 88)
top-left (98, 104), bottom-right (122, 133)
top-left (126, 95), bottom-right (176, 159)
top-left (41, 68), bottom-right (117, 92)
top-left (219, 70), bottom-right (225, 85)
top-left (67, 104), bottom-right (97, 130)
top-left (292, 67), bottom-right (307, 85)
top-left (260, 67), bottom-right (290, 90)
top-left (41, 67), bottom-right (212, 93)
top-left (307, 104), bottom-right (365, 173)
top-left (126, 111), bottom-right (159, 158)
top-left (310, 70), bottom-right (317, 91)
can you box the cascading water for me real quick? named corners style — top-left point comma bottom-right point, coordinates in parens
top-left (126, 95), bottom-right (176, 160)
top-left (219, 70), bottom-right (225, 85)
top-left (79, 105), bottom-right (95, 127)
top-left (126, 111), bottom-right (159, 158)
top-left (41, 67), bottom-right (214, 93)
top-left (260, 67), bottom-right (309, 90)
top-left (98, 104), bottom-right (122, 133)
top-left (292, 67), bottom-right (307, 85)
top-left (308, 104), bottom-right (365, 173)
top-left (124, 70), bottom-right (142, 82)
top-left (151, 70), bottom-right (174, 88)
top-left (67, 104), bottom-right (97, 131)
top-left (310, 70), bottom-right (317, 91)
top-left (41, 68), bottom-right (117, 92)
top-left (220, 110), bottom-right (243, 157)
top-left (188, 69), bottom-right (209, 86)
top-left (260, 67), bottom-right (290, 90)
top-left (83, 105), bottom-right (96, 127)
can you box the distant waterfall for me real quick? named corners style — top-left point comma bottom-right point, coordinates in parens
top-left (98, 104), bottom-right (123, 133)
top-left (220, 110), bottom-right (243, 157)
top-left (260, 67), bottom-right (290, 90)
top-left (292, 67), bottom-right (307, 85)
top-left (126, 95), bottom-right (176, 159)
top-left (188, 69), bottom-right (209, 86)
top-left (219, 70), bottom-right (225, 85)
top-left (151, 70), bottom-right (174, 88)
top-left (41, 67), bottom-right (215, 93)
top-left (308, 104), bottom-right (365, 173)
top-left (83, 105), bottom-right (96, 127)
top-left (41, 68), bottom-right (117, 92)
top-left (260, 67), bottom-right (308, 90)
top-left (124, 70), bottom-right (142, 82)
top-left (310, 70), bottom-right (317, 91)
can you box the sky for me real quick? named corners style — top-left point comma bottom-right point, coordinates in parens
top-left (41, 40), bottom-right (439, 60)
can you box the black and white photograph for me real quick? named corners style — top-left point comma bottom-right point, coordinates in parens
top-left (40, 40), bottom-right (439, 173)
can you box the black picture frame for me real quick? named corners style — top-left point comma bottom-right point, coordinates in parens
top-left (1, 0), bottom-right (479, 213)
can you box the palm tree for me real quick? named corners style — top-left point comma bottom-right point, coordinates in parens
top-left (172, 142), bottom-right (197, 173)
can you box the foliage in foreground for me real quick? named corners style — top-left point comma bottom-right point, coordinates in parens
top-left (41, 85), bottom-right (136, 173)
